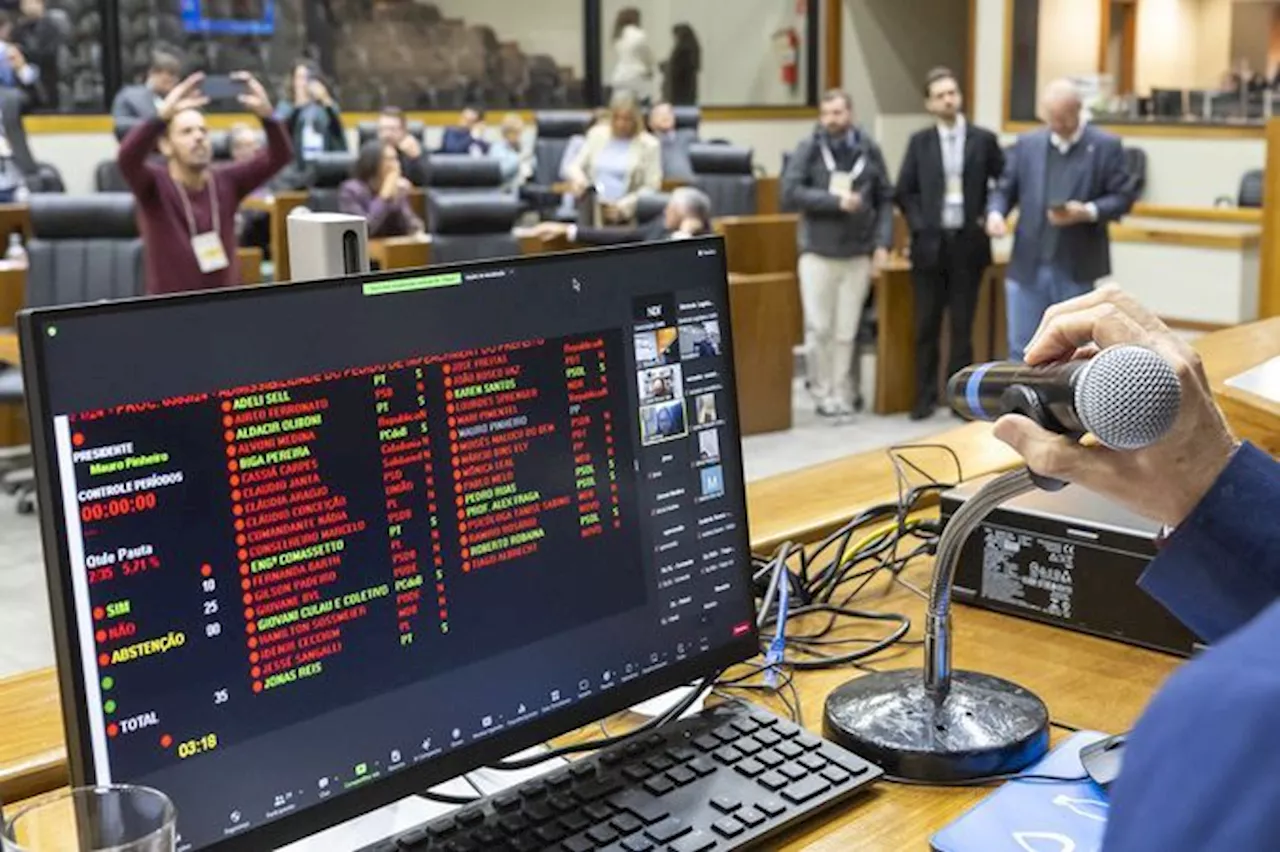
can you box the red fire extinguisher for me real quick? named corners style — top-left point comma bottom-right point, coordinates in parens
top-left (775, 27), bottom-right (800, 91)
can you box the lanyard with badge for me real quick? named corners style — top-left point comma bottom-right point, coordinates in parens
top-left (174, 175), bottom-right (228, 273)
top-left (820, 138), bottom-right (865, 197)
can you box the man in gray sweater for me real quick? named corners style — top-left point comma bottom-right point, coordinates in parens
top-left (782, 89), bottom-right (894, 419)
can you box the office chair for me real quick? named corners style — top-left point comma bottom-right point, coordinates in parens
top-left (524, 110), bottom-right (594, 218)
top-left (689, 143), bottom-right (757, 216)
top-left (633, 192), bottom-right (671, 226)
top-left (1239, 169), bottom-right (1264, 208)
top-left (425, 191), bottom-right (522, 264)
top-left (304, 152), bottom-right (358, 213)
top-left (1150, 88), bottom-right (1184, 119)
top-left (0, 194), bottom-right (145, 512)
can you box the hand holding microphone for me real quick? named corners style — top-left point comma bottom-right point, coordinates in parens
top-left (966, 285), bottom-right (1238, 527)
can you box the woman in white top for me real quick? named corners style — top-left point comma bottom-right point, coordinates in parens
top-left (610, 7), bottom-right (655, 103)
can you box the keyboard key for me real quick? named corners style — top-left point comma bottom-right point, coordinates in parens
top-left (521, 782), bottom-right (547, 799)
top-left (780, 763), bottom-right (809, 781)
top-left (688, 757), bottom-right (717, 777)
top-left (749, 710), bottom-right (779, 727)
top-left (426, 820), bottom-right (457, 839)
top-left (642, 775), bottom-right (674, 796)
top-left (574, 778), bottom-right (624, 802)
top-left (692, 735), bottom-right (720, 752)
top-left (735, 807), bottom-right (766, 828)
top-left (625, 742), bottom-right (647, 757)
top-left (443, 840), bottom-right (476, 852)
top-left (734, 736), bottom-right (762, 756)
top-left (600, 751), bottom-right (625, 767)
top-left (549, 794), bottom-right (578, 813)
top-left (734, 758), bottom-right (765, 778)
top-left (472, 826), bottom-right (503, 846)
top-left (780, 775), bottom-right (832, 804)
top-left (666, 765), bottom-right (697, 786)
top-left (757, 799), bottom-right (787, 818)
top-left (644, 734), bottom-right (666, 749)
top-left (561, 836), bottom-right (594, 852)
top-left (548, 771), bottom-right (573, 789)
top-left (644, 817), bottom-right (692, 843)
top-left (621, 836), bottom-right (655, 852)
top-left (795, 734), bottom-right (824, 751)
top-left (583, 802), bottom-right (613, 822)
top-left (712, 746), bottom-right (742, 765)
top-left (364, 842), bottom-right (397, 852)
top-left (509, 837), bottom-right (539, 852)
top-left (712, 816), bottom-right (745, 838)
top-left (754, 729), bottom-right (782, 747)
top-left (821, 766), bottom-right (852, 785)
top-left (775, 741), bottom-right (803, 759)
top-left (711, 725), bottom-right (739, 743)
top-left (755, 749), bottom-right (784, 768)
top-left (559, 812), bottom-right (590, 833)
top-left (731, 717), bottom-right (761, 734)
top-left (710, 795), bottom-right (740, 814)
top-left (533, 823), bottom-right (566, 844)
top-left (799, 753), bottom-right (828, 772)
top-left (757, 770), bottom-right (788, 791)
top-left (570, 762), bottom-right (596, 779)
top-left (611, 812), bottom-right (643, 834)
top-left (523, 800), bottom-right (555, 824)
top-left (498, 814), bottom-right (530, 835)
top-left (775, 727), bottom-right (801, 740)
top-left (494, 792), bottom-right (522, 812)
top-left (455, 810), bottom-right (484, 828)
top-left (622, 764), bottom-right (651, 783)
top-left (585, 824), bottom-right (619, 845)
top-left (666, 746), bottom-right (697, 763)
top-left (644, 754), bottom-right (675, 772)
top-left (670, 830), bottom-right (716, 852)
top-left (607, 790), bottom-right (671, 825)
top-left (823, 749), bottom-right (872, 776)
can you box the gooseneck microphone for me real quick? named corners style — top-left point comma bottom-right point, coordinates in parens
top-left (948, 344), bottom-right (1182, 451)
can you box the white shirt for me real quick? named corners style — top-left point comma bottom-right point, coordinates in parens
top-left (937, 116), bottom-right (967, 229)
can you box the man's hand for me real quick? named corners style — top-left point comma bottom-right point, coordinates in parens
top-left (676, 217), bottom-right (704, 236)
top-left (532, 221), bottom-right (570, 241)
top-left (157, 72), bottom-right (209, 123)
top-left (871, 247), bottom-right (889, 276)
top-left (6, 45), bottom-right (26, 72)
top-left (838, 191), bottom-right (862, 213)
top-left (991, 285), bottom-right (1238, 527)
top-left (308, 79), bottom-right (333, 108)
top-left (1047, 200), bottom-right (1095, 227)
top-left (985, 211), bottom-right (1008, 238)
top-left (397, 134), bottom-right (423, 159)
top-left (234, 72), bottom-right (273, 120)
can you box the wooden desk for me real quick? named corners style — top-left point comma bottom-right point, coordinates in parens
top-left (247, 191), bottom-right (309, 282)
top-left (756, 176), bottom-right (780, 216)
top-left (235, 247), bottom-right (263, 285)
top-left (0, 203), bottom-right (31, 244)
top-left (0, 667), bottom-right (65, 805)
top-left (714, 214), bottom-right (801, 346)
top-left (368, 235), bottom-right (432, 271)
top-left (0, 329), bottom-right (17, 364)
top-left (0, 261), bottom-right (25, 328)
top-left (728, 272), bottom-right (798, 435)
top-left (873, 259), bottom-right (1008, 415)
top-left (1195, 317), bottom-right (1280, 455)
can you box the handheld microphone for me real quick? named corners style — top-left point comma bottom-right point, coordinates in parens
top-left (948, 345), bottom-right (1181, 450)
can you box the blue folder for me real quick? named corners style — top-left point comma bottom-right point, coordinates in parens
top-left (931, 731), bottom-right (1112, 852)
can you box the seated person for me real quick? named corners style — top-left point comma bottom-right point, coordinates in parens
top-left (558, 108), bottom-right (609, 181)
top-left (647, 101), bottom-right (695, 182)
top-left (490, 112), bottom-right (533, 190)
top-left (377, 106), bottom-right (429, 187)
top-left (0, 10), bottom-right (39, 103)
top-left (565, 91), bottom-right (662, 224)
top-left (229, 123), bottom-right (272, 255)
top-left (274, 59), bottom-right (347, 167)
top-left (438, 104), bottom-right (490, 156)
top-left (534, 185), bottom-right (711, 245)
top-left (112, 49), bottom-right (180, 141)
top-left (339, 140), bottom-right (424, 239)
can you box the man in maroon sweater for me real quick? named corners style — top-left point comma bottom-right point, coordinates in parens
top-left (117, 71), bottom-right (293, 295)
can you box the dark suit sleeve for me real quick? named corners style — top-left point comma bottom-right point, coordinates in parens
top-left (112, 90), bottom-right (146, 142)
top-left (402, 152), bottom-right (430, 187)
top-left (1138, 444), bottom-right (1280, 643)
top-left (895, 134), bottom-right (924, 234)
top-left (1089, 136), bottom-right (1137, 223)
top-left (988, 137), bottom-right (1018, 217)
top-left (986, 131), bottom-right (1006, 189)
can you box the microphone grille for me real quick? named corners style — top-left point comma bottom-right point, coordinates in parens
top-left (1075, 345), bottom-right (1182, 450)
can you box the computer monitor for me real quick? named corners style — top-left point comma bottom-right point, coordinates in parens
top-left (20, 238), bottom-right (758, 851)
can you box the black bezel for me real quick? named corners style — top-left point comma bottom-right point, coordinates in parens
top-left (19, 237), bottom-right (761, 851)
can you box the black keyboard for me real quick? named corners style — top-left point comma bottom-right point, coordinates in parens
top-left (358, 702), bottom-right (882, 852)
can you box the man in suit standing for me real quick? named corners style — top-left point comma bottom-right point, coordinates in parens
top-left (986, 78), bottom-right (1136, 361)
top-left (896, 67), bottom-right (1004, 420)
top-left (111, 49), bottom-right (182, 141)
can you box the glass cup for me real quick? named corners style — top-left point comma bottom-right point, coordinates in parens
top-left (3, 785), bottom-right (175, 852)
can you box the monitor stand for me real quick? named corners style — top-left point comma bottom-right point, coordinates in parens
top-left (280, 748), bottom-right (567, 851)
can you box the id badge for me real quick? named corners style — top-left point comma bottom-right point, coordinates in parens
top-left (828, 170), bottom-right (853, 195)
top-left (945, 175), bottom-right (963, 204)
top-left (192, 231), bottom-right (229, 273)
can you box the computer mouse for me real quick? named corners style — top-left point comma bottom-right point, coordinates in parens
top-left (1079, 733), bottom-right (1127, 793)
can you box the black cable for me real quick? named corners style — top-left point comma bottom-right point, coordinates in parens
top-left (1050, 719), bottom-right (1083, 733)
top-left (885, 772), bottom-right (1091, 787)
top-left (420, 773), bottom-right (484, 806)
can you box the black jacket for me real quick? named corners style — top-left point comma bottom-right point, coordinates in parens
top-left (781, 125), bottom-right (894, 259)
top-left (895, 120), bottom-right (1004, 271)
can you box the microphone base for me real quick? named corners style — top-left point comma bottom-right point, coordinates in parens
top-left (823, 668), bottom-right (1049, 782)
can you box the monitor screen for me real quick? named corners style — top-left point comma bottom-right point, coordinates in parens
top-left (21, 239), bottom-right (758, 851)
top-left (180, 0), bottom-right (276, 36)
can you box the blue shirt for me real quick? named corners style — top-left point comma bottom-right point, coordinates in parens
top-left (593, 138), bottom-right (632, 202)
top-left (1105, 443), bottom-right (1280, 851)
